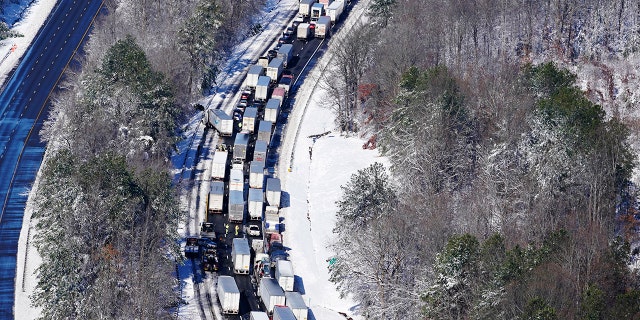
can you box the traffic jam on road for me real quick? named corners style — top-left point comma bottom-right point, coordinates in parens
top-left (188, 0), bottom-right (349, 319)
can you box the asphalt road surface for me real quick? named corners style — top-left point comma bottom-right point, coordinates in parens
top-left (0, 1), bottom-right (104, 317)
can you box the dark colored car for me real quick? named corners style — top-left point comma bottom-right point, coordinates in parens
top-left (233, 108), bottom-right (243, 122)
top-left (267, 49), bottom-right (278, 60)
top-left (202, 253), bottom-right (219, 272)
top-left (278, 33), bottom-right (293, 44)
top-left (200, 222), bottom-right (216, 240)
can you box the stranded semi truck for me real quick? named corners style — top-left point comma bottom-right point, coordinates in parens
top-left (315, 16), bottom-right (331, 38)
top-left (210, 149), bottom-right (228, 180)
top-left (228, 190), bottom-right (245, 223)
top-left (217, 276), bottom-right (240, 314)
top-left (208, 181), bottom-right (224, 213)
top-left (204, 109), bottom-right (233, 136)
top-left (232, 238), bottom-right (251, 274)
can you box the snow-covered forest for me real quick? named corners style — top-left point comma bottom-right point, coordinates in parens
top-left (28, 0), bottom-right (266, 317)
top-left (325, 0), bottom-right (640, 319)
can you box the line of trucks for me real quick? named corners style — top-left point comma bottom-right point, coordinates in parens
top-left (194, 0), bottom-right (353, 318)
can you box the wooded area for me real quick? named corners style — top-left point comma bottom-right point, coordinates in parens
top-left (30, 0), bottom-right (265, 317)
top-left (328, 0), bottom-right (640, 319)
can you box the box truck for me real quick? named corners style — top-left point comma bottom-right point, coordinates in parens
top-left (232, 238), bottom-right (251, 274)
top-left (250, 311), bottom-right (270, 320)
top-left (266, 178), bottom-right (281, 207)
top-left (273, 306), bottom-right (297, 320)
top-left (267, 58), bottom-right (284, 82)
top-left (259, 277), bottom-right (286, 314)
top-left (246, 65), bottom-right (264, 88)
top-left (327, 0), bottom-right (344, 22)
top-left (228, 190), bottom-right (245, 223)
top-left (248, 187), bottom-right (264, 221)
top-left (297, 23), bottom-right (311, 40)
top-left (273, 86), bottom-right (287, 104)
top-left (277, 44), bottom-right (294, 68)
top-left (217, 276), bottom-right (240, 314)
top-left (229, 168), bottom-right (244, 192)
top-left (278, 76), bottom-right (293, 95)
top-left (211, 149), bottom-right (228, 180)
top-left (299, 0), bottom-right (314, 17)
top-left (285, 292), bottom-right (308, 320)
top-left (242, 106), bottom-right (259, 133)
top-left (310, 3), bottom-right (324, 21)
top-left (233, 133), bottom-right (250, 162)
top-left (204, 109), bottom-right (233, 136)
top-left (250, 160), bottom-right (266, 189)
top-left (264, 99), bottom-right (280, 123)
top-left (315, 16), bottom-right (331, 38)
top-left (208, 181), bottom-right (225, 213)
top-left (275, 260), bottom-right (295, 291)
top-left (257, 56), bottom-right (270, 68)
top-left (255, 76), bottom-right (271, 101)
top-left (257, 120), bottom-right (273, 144)
top-left (253, 140), bottom-right (268, 162)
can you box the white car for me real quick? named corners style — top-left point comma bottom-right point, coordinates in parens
top-left (247, 224), bottom-right (261, 237)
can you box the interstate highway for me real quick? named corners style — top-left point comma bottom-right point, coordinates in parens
top-left (0, 0), bottom-right (104, 317)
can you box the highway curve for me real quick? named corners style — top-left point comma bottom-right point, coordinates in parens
top-left (0, 1), bottom-right (104, 318)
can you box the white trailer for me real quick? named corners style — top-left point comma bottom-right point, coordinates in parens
top-left (285, 292), bottom-right (308, 320)
top-left (229, 168), bottom-right (244, 192)
top-left (233, 133), bottom-right (250, 162)
top-left (257, 120), bottom-right (273, 144)
top-left (266, 178), bottom-right (282, 207)
top-left (264, 99), bottom-right (280, 124)
top-left (259, 277), bottom-right (286, 314)
top-left (297, 23), bottom-right (311, 40)
top-left (232, 238), bottom-right (251, 274)
top-left (250, 311), bottom-right (270, 320)
top-left (253, 140), bottom-right (268, 162)
top-left (299, 0), bottom-right (314, 17)
top-left (273, 306), bottom-right (297, 320)
top-left (217, 276), bottom-right (240, 314)
top-left (257, 56), bottom-right (270, 68)
top-left (264, 206), bottom-right (280, 234)
top-left (255, 76), bottom-right (271, 101)
top-left (272, 86), bottom-right (287, 104)
top-left (208, 181), bottom-right (225, 213)
top-left (246, 64), bottom-right (264, 88)
top-left (248, 187), bottom-right (264, 221)
top-left (250, 160), bottom-right (266, 189)
top-left (211, 150), bottom-right (228, 180)
top-left (315, 16), bottom-right (331, 38)
top-left (242, 106), bottom-right (259, 133)
top-left (278, 76), bottom-right (293, 95)
top-left (228, 190), bottom-right (245, 223)
top-left (204, 109), bottom-right (233, 136)
top-left (277, 44), bottom-right (294, 68)
top-left (310, 3), bottom-right (324, 21)
top-left (267, 58), bottom-right (284, 83)
top-left (326, 0), bottom-right (344, 22)
top-left (275, 260), bottom-right (295, 291)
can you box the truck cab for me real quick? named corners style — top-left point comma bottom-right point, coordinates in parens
top-left (200, 222), bottom-right (216, 239)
